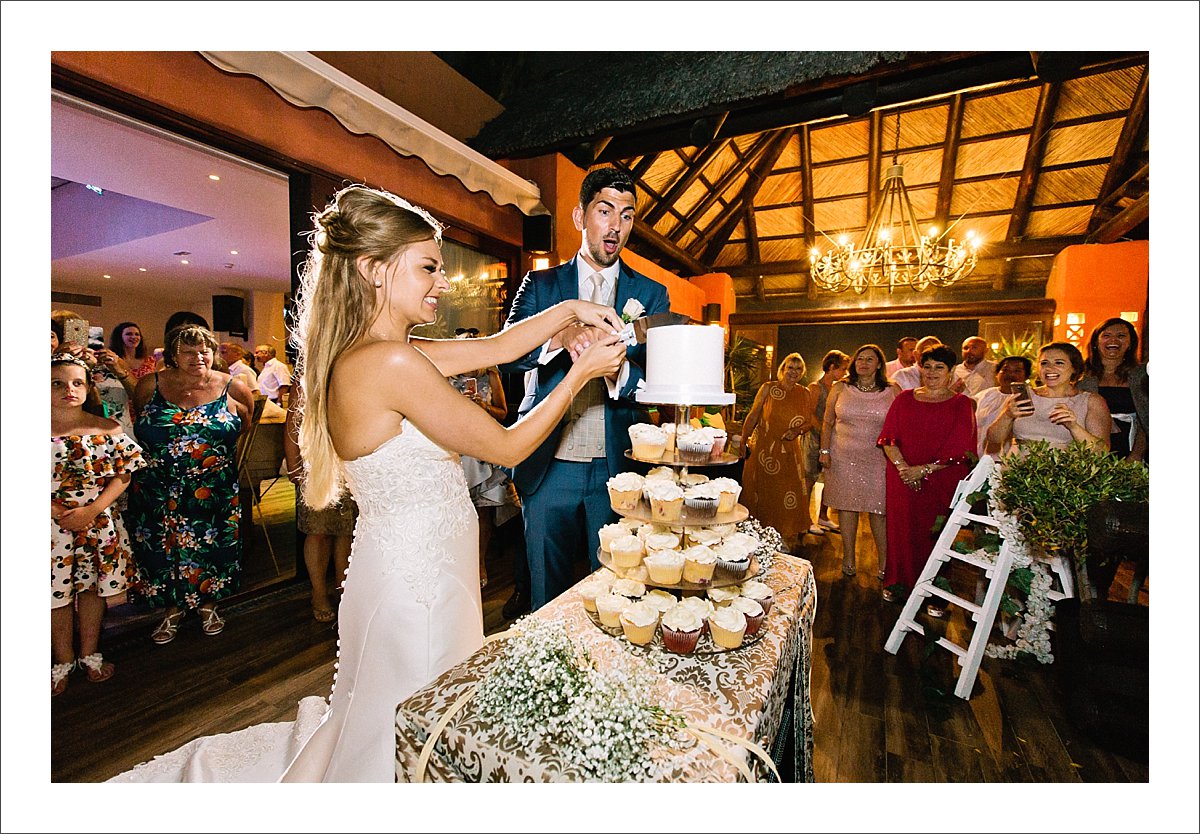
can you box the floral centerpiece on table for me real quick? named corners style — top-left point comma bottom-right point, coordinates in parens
top-left (473, 616), bottom-right (686, 781)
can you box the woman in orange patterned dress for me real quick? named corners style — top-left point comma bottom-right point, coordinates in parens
top-left (740, 352), bottom-right (817, 551)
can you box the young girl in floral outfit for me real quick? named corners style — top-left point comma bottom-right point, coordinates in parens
top-left (51, 354), bottom-right (146, 696)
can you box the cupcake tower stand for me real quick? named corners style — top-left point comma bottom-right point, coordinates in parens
top-left (586, 362), bottom-right (767, 652)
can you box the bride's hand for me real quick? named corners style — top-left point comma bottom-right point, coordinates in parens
top-left (569, 300), bottom-right (622, 335)
top-left (570, 333), bottom-right (627, 382)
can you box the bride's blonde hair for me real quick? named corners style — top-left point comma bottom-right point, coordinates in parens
top-left (292, 185), bottom-right (443, 509)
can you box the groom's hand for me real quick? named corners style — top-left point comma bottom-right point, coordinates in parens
top-left (562, 323), bottom-right (605, 361)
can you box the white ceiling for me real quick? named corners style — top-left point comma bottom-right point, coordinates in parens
top-left (50, 94), bottom-right (292, 298)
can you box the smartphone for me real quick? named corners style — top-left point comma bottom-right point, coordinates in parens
top-left (63, 317), bottom-right (89, 347)
top-left (1011, 381), bottom-right (1033, 410)
top-left (88, 326), bottom-right (106, 351)
top-left (463, 378), bottom-right (478, 396)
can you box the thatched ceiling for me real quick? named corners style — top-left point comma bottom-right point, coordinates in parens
top-left (439, 51), bottom-right (1148, 309)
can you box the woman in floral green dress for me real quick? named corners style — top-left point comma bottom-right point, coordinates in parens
top-left (128, 325), bottom-right (256, 643)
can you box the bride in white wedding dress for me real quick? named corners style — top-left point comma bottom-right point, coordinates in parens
top-left (110, 185), bottom-right (626, 783)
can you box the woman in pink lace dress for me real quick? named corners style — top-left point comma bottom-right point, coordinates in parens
top-left (818, 345), bottom-right (899, 579)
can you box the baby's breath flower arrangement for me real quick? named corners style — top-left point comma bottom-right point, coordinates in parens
top-left (473, 617), bottom-right (686, 781)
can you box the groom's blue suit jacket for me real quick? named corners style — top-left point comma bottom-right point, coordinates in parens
top-left (499, 257), bottom-right (671, 497)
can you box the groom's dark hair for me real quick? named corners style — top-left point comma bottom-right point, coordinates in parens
top-left (580, 167), bottom-right (636, 209)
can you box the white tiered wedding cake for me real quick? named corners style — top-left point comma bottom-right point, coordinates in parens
top-left (636, 324), bottom-right (734, 405)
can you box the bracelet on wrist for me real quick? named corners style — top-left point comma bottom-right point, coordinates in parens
top-left (819, 448), bottom-right (830, 455)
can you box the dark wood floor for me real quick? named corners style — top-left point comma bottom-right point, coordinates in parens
top-left (51, 505), bottom-right (1151, 786)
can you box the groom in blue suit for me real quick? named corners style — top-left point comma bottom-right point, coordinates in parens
top-left (501, 167), bottom-right (671, 611)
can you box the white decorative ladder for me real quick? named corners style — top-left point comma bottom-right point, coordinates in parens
top-left (883, 455), bottom-right (1014, 700)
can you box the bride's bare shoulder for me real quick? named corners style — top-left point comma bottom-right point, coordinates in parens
top-left (333, 339), bottom-right (427, 379)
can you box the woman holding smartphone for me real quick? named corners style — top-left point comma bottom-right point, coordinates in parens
top-left (984, 341), bottom-right (1110, 454)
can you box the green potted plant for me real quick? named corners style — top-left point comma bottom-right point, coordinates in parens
top-left (724, 333), bottom-right (764, 423)
top-left (991, 440), bottom-right (1149, 601)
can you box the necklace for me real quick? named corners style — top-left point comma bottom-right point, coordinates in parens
top-left (854, 379), bottom-right (880, 392)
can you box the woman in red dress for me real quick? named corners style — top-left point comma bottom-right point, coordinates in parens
top-left (877, 345), bottom-right (976, 609)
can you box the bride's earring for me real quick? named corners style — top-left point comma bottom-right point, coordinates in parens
top-left (373, 279), bottom-right (383, 288)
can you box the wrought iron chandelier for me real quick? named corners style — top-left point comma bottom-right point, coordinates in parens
top-left (809, 116), bottom-right (980, 294)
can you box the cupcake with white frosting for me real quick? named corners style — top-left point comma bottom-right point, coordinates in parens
top-left (684, 527), bottom-right (724, 548)
top-left (609, 534), bottom-right (645, 570)
top-left (643, 531), bottom-right (681, 557)
top-left (677, 595), bottom-right (715, 634)
top-left (598, 522), bottom-right (627, 552)
top-left (628, 423), bottom-right (668, 461)
top-left (644, 548), bottom-right (685, 585)
top-left (578, 577), bottom-right (612, 613)
top-left (706, 584), bottom-right (743, 607)
top-left (645, 466), bottom-right (677, 483)
top-left (729, 595), bottom-right (766, 637)
top-left (596, 593), bottom-right (631, 628)
top-left (619, 600), bottom-right (661, 645)
top-left (643, 588), bottom-right (679, 615)
top-left (709, 478), bottom-right (743, 514)
top-left (678, 472), bottom-right (710, 487)
top-left (711, 539), bottom-right (752, 581)
top-left (683, 481), bottom-right (723, 519)
top-left (611, 578), bottom-right (647, 600)
top-left (607, 472), bottom-right (645, 511)
top-left (661, 604), bottom-right (704, 654)
top-left (708, 606), bottom-right (748, 649)
top-left (677, 426), bottom-right (718, 464)
top-left (681, 544), bottom-right (718, 585)
top-left (644, 480), bottom-right (684, 523)
top-left (740, 579), bottom-right (775, 616)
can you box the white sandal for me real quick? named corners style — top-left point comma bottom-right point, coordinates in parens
top-left (78, 652), bottom-right (116, 683)
top-left (52, 660), bottom-right (76, 697)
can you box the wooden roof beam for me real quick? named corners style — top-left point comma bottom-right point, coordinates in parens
top-left (934, 94), bottom-right (965, 231)
top-left (697, 129), bottom-right (795, 263)
top-left (643, 139), bottom-right (730, 227)
top-left (628, 152), bottom-right (660, 183)
top-left (630, 218), bottom-right (709, 276)
top-left (1085, 193), bottom-right (1148, 244)
top-left (668, 131), bottom-right (776, 245)
top-left (799, 125), bottom-right (817, 299)
top-left (997, 80), bottom-right (1062, 290)
top-left (742, 203), bottom-right (766, 301)
top-left (1089, 65), bottom-right (1149, 233)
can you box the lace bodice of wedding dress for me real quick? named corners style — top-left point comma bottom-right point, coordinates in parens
top-left (110, 421), bottom-right (484, 783)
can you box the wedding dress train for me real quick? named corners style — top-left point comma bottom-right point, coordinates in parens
top-left (110, 421), bottom-right (483, 783)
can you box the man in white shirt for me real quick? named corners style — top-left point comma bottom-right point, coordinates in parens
top-left (892, 336), bottom-right (943, 390)
top-left (952, 336), bottom-right (996, 396)
top-left (254, 344), bottom-right (291, 405)
top-left (885, 336), bottom-right (917, 380)
top-left (219, 342), bottom-right (259, 391)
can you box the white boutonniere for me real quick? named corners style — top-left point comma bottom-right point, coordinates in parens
top-left (621, 298), bottom-right (646, 323)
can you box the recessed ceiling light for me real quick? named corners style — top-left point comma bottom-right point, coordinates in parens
top-left (138, 267), bottom-right (147, 272)
top-left (230, 249), bottom-right (239, 255)
top-left (209, 174), bottom-right (221, 181)
top-left (180, 259), bottom-right (189, 265)
top-left (103, 274), bottom-right (111, 279)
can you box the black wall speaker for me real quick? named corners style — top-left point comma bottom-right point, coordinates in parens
top-left (212, 294), bottom-right (247, 337)
top-left (523, 213), bottom-right (554, 254)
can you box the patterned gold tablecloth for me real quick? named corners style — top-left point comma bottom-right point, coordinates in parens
top-left (395, 553), bottom-right (817, 782)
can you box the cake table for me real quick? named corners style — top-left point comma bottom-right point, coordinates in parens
top-left (394, 553), bottom-right (818, 782)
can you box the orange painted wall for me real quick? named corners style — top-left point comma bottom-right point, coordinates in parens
top-left (1043, 241), bottom-right (1148, 347)
top-left (51, 51), bottom-right (524, 244)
